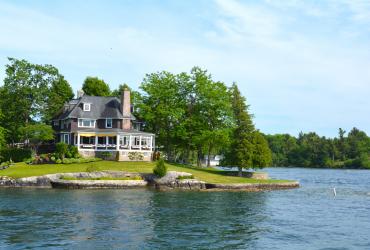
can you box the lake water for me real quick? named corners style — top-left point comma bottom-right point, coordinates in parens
top-left (1, 168), bottom-right (370, 249)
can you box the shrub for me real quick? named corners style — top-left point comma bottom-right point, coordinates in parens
top-left (56, 159), bottom-right (62, 164)
top-left (86, 165), bottom-right (100, 172)
top-left (153, 158), bottom-right (167, 177)
top-left (100, 151), bottom-right (113, 160)
top-left (65, 145), bottom-right (79, 159)
top-left (50, 156), bottom-right (56, 162)
top-left (56, 142), bottom-right (68, 159)
top-left (62, 158), bottom-right (71, 164)
top-left (0, 148), bottom-right (32, 163)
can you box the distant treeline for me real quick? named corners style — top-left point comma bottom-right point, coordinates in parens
top-left (265, 128), bottom-right (370, 169)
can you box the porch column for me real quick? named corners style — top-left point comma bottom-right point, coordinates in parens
top-left (116, 134), bottom-right (120, 150)
top-left (95, 136), bottom-right (98, 149)
top-left (149, 136), bottom-right (153, 151)
top-left (129, 135), bottom-right (132, 150)
top-left (106, 136), bottom-right (108, 149)
top-left (139, 135), bottom-right (142, 151)
top-left (77, 133), bottom-right (80, 149)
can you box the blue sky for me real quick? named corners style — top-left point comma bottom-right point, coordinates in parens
top-left (0, 0), bottom-right (369, 137)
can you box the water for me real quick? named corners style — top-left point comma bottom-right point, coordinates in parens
top-left (1, 168), bottom-right (370, 249)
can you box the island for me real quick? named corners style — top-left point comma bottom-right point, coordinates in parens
top-left (0, 161), bottom-right (299, 191)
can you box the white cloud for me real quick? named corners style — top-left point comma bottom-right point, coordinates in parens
top-left (0, 0), bottom-right (369, 136)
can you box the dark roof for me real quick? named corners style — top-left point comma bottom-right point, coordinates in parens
top-left (53, 95), bottom-right (136, 120)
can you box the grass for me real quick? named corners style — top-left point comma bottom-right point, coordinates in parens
top-left (0, 161), bottom-right (293, 184)
top-left (60, 176), bottom-right (143, 181)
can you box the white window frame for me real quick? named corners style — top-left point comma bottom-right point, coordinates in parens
top-left (62, 134), bottom-right (69, 144)
top-left (78, 119), bottom-right (96, 128)
top-left (83, 103), bottom-right (91, 111)
top-left (106, 118), bottom-right (113, 128)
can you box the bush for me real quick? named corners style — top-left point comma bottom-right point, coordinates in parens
top-left (100, 152), bottom-right (113, 160)
top-left (56, 159), bottom-right (62, 164)
top-left (56, 142), bottom-right (68, 159)
top-left (0, 148), bottom-right (33, 163)
top-left (65, 145), bottom-right (79, 159)
top-left (153, 158), bottom-right (167, 177)
top-left (86, 165), bottom-right (100, 172)
top-left (62, 158), bottom-right (71, 164)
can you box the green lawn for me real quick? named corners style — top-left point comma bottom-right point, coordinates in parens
top-left (0, 161), bottom-right (292, 184)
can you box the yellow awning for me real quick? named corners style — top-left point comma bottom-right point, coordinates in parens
top-left (79, 133), bottom-right (116, 137)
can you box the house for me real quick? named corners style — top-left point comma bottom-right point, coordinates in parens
top-left (52, 89), bottom-right (155, 161)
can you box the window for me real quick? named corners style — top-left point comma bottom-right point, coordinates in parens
top-left (106, 118), bottom-right (112, 128)
top-left (83, 103), bottom-right (91, 111)
top-left (53, 120), bottom-right (59, 126)
top-left (62, 134), bottom-right (69, 144)
top-left (78, 119), bottom-right (95, 128)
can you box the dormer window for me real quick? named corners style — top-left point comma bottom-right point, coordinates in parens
top-left (83, 103), bottom-right (91, 111)
top-left (106, 118), bottom-right (112, 128)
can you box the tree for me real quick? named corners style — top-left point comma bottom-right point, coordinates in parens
top-left (0, 58), bottom-right (69, 142)
top-left (112, 83), bottom-right (141, 112)
top-left (19, 124), bottom-right (54, 152)
top-left (222, 83), bottom-right (271, 176)
top-left (138, 71), bottom-right (185, 161)
top-left (0, 108), bottom-right (6, 151)
top-left (253, 131), bottom-right (272, 168)
top-left (82, 77), bottom-right (111, 96)
top-left (45, 76), bottom-right (74, 122)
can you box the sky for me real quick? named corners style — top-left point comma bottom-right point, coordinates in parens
top-left (0, 0), bottom-right (369, 137)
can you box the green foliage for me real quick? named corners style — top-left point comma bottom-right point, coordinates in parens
top-left (86, 165), bottom-right (101, 172)
top-left (45, 76), bottom-right (74, 121)
top-left (56, 159), bottom-right (62, 164)
top-left (61, 175), bottom-right (143, 181)
top-left (82, 76), bottom-right (111, 96)
top-left (222, 84), bottom-right (272, 174)
top-left (56, 142), bottom-right (68, 159)
top-left (138, 67), bottom-right (233, 164)
top-left (0, 148), bottom-right (32, 163)
top-left (153, 158), bottom-right (167, 177)
top-left (0, 58), bottom-right (71, 142)
top-left (19, 124), bottom-right (54, 146)
top-left (65, 145), bottom-right (79, 159)
top-left (266, 127), bottom-right (370, 169)
top-left (100, 151), bottom-right (113, 160)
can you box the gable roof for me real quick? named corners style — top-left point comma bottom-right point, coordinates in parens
top-left (53, 95), bottom-right (135, 120)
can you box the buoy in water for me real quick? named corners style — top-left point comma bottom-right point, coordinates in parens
top-left (333, 187), bottom-right (336, 197)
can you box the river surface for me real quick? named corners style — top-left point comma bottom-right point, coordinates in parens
top-left (1, 168), bottom-right (370, 249)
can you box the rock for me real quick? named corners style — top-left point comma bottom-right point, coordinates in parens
top-left (51, 179), bottom-right (148, 189)
top-left (205, 181), bottom-right (300, 191)
top-left (0, 176), bottom-right (16, 186)
top-left (152, 171), bottom-right (206, 190)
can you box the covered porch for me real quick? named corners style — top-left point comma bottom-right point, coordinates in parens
top-left (75, 132), bottom-right (155, 152)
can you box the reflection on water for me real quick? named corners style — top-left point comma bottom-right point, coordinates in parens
top-left (1, 168), bottom-right (370, 249)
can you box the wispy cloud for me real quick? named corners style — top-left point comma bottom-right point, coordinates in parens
top-left (0, 0), bottom-right (369, 136)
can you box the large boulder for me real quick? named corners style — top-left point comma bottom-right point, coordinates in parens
top-left (152, 171), bottom-right (206, 190)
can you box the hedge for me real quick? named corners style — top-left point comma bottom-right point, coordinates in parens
top-left (0, 148), bottom-right (33, 163)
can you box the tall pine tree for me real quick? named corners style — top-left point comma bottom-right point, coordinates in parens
top-left (223, 83), bottom-right (271, 176)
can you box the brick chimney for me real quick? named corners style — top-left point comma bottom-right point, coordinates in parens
top-left (121, 89), bottom-right (131, 130)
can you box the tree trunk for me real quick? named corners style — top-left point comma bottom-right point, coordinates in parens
top-left (207, 143), bottom-right (213, 168)
top-left (238, 167), bottom-right (243, 177)
top-left (197, 146), bottom-right (203, 167)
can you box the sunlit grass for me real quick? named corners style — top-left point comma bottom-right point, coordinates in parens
top-left (0, 161), bottom-right (293, 184)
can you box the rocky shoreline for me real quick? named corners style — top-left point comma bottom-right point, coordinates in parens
top-left (0, 171), bottom-right (299, 191)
